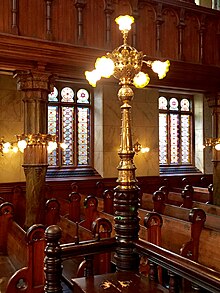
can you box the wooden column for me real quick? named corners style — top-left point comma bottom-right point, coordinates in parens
top-left (206, 93), bottom-right (220, 206)
top-left (14, 69), bottom-right (54, 228)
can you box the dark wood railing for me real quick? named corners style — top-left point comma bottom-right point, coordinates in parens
top-left (134, 239), bottom-right (220, 293)
top-left (44, 224), bottom-right (220, 293)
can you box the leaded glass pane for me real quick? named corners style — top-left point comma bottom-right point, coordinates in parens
top-left (159, 95), bottom-right (192, 167)
top-left (181, 115), bottom-right (190, 163)
top-left (77, 89), bottom-right (90, 104)
top-left (62, 107), bottom-right (74, 165)
top-left (48, 87), bottom-right (58, 102)
top-left (169, 98), bottom-right (178, 111)
top-left (61, 87), bottom-right (74, 102)
top-left (48, 106), bottom-right (58, 166)
top-left (78, 107), bottom-right (89, 165)
top-left (48, 83), bottom-right (92, 169)
top-left (180, 98), bottom-right (190, 111)
top-left (159, 113), bottom-right (168, 164)
top-left (159, 96), bottom-right (168, 110)
top-left (170, 114), bottom-right (179, 164)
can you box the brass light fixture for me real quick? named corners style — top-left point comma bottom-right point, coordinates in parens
top-left (85, 15), bottom-right (170, 189)
top-left (133, 140), bottom-right (150, 155)
top-left (85, 15), bottom-right (170, 88)
top-left (0, 133), bottom-right (67, 155)
top-left (205, 137), bottom-right (220, 151)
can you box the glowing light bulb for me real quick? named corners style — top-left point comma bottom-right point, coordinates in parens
top-left (133, 72), bottom-right (150, 88)
top-left (141, 147), bottom-right (150, 153)
top-left (215, 143), bottom-right (220, 151)
top-left (95, 56), bottom-right (114, 78)
top-left (115, 15), bottom-right (134, 32)
top-left (12, 146), bottom-right (18, 153)
top-left (18, 140), bottom-right (27, 151)
top-left (151, 60), bottom-right (170, 79)
top-left (85, 70), bottom-right (101, 87)
top-left (2, 142), bottom-right (11, 153)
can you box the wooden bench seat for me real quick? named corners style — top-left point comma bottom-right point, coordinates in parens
top-left (142, 192), bottom-right (220, 220)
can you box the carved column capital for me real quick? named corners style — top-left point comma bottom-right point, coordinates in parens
top-left (14, 69), bottom-right (55, 98)
top-left (206, 92), bottom-right (220, 108)
top-left (14, 68), bottom-right (55, 134)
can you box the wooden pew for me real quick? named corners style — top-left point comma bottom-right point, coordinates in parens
top-left (46, 187), bottom-right (220, 273)
top-left (0, 202), bottom-right (46, 293)
top-left (44, 197), bottom-right (114, 284)
top-left (142, 190), bottom-right (220, 231)
top-left (164, 177), bottom-right (213, 205)
top-left (5, 224), bottom-right (45, 293)
top-left (142, 186), bottom-right (220, 217)
top-left (79, 194), bottom-right (220, 272)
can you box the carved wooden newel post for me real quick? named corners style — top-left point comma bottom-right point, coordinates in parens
top-left (44, 225), bottom-right (63, 293)
top-left (14, 69), bottom-right (54, 228)
top-left (114, 85), bottom-right (140, 272)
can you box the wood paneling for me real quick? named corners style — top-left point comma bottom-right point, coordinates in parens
top-left (203, 16), bottom-right (220, 65)
top-left (183, 12), bottom-right (200, 62)
top-left (0, 0), bottom-right (11, 33)
top-left (137, 4), bottom-right (156, 56)
top-left (160, 8), bottom-right (179, 59)
top-left (18, 0), bottom-right (45, 39)
top-left (84, 0), bottom-right (105, 48)
top-left (52, 0), bottom-right (76, 43)
top-left (0, 0), bottom-right (219, 90)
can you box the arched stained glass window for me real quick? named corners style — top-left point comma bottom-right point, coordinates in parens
top-left (159, 96), bottom-right (168, 110)
top-left (47, 83), bottom-right (92, 169)
top-left (159, 95), bottom-right (193, 166)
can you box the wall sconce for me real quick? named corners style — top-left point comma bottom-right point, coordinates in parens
top-left (133, 140), bottom-right (150, 155)
top-left (0, 138), bottom-right (18, 155)
top-left (17, 133), bottom-right (68, 153)
top-left (0, 134), bottom-right (67, 156)
top-left (205, 138), bottom-right (220, 151)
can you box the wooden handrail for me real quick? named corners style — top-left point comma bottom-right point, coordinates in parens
top-left (60, 237), bottom-right (116, 260)
top-left (134, 239), bottom-right (220, 293)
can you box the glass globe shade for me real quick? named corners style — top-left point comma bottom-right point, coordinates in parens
top-left (115, 15), bottom-right (134, 31)
top-left (95, 56), bottom-right (114, 78)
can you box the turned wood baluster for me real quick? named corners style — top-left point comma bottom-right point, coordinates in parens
top-left (104, 0), bottom-right (113, 47)
top-left (199, 15), bottom-right (206, 64)
top-left (178, 8), bottom-right (185, 61)
top-left (44, 225), bottom-right (63, 293)
top-left (45, 0), bottom-right (54, 40)
top-left (75, 0), bottom-right (87, 44)
top-left (155, 3), bottom-right (164, 57)
top-left (11, 0), bottom-right (18, 34)
top-left (84, 255), bottom-right (94, 277)
top-left (168, 271), bottom-right (178, 293)
top-left (148, 261), bottom-right (158, 282)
